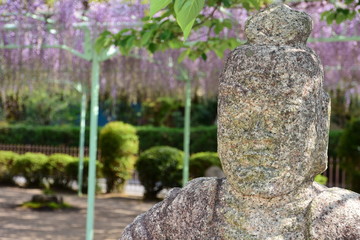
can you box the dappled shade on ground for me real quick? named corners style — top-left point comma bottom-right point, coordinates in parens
top-left (0, 187), bottom-right (154, 240)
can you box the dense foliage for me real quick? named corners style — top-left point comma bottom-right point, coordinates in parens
top-left (12, 152), bottom-right (48, 186)
top-left (0, 124), bottom-right (217, 152)
top-left (189, 151), bottom-right (221, 179)
top-left (337, 118), bottom-right (360, 192)
top-left (320, 0), bottom-right (360, 24)
top-left (136, 146), bottom-right (183, 200)
top-left (45, 153), bottom-right (76, 187)
top-left (0, 150), bottom-right (19, 184)
top-left (99, 121), bottom-right (139, 192)
top-left (138, 125), bottom-right (217, 153)
top-left (65, 157), bottom-right (103, 193)
top-left (0, 150), bottom-right (103, 191)
top-left (0, 124), bottom-right (88, 146)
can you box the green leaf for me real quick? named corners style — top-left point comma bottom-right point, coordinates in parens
top-left (223, 19), bottom-right (233, 29)
top-left (242, 1), bottom-right (251, 10)
top-left (228, 38), bottom-right (241, 49)
top-left (174, 0), bottom-right (205, 40)
top-left (141, 30), bottom-right (154, 46)
top-left (335, 12), bottom-right (346, 24)
top-left (201, 53), bottom-right (207, 61)
top-left (169, 39), bottom-right (184, 49)
top-left (95, 30), bottom-right (113, 53)
top-left (222, 0), bottom-right (231, 7)
top-left (320, 11), bottom-right (331, 21)
top-left (148, 43), bottom-right (158, 53)
top-left (214, 23), bottom-right (224, 34)
top-left (159, 30), bottom-right (172, 40)
top-left (249, 0), bottom-right (260, 10)
top-left (178, 49), bottom-right (190, 62)
top-left (213, 47), bottom-right (224, 58)
top-left (326, 12), bottom-right (336, 24)
top-left (126, 35), bottom-right (135, 49)
top-left (183, 19), bottom-right (195, 40)
top-left (150, 0), bottom-right (172, 16)
top-left (349, 11), bottom-right (356, 20)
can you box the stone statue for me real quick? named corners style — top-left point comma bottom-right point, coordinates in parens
top-left (120, 4), bottom-right (360, 240)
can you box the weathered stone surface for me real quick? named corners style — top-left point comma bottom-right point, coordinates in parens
top-left (120, 4), bottom-right (360, 240)
top-left (245, 4), bottom-right (312, 46)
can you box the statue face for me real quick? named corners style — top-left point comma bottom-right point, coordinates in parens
top-left (218, 47), bottom-right (329, 198)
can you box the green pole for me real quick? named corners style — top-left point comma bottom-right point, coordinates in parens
top-left (182, 78), bottom-right (191, 186)
top-left (78, 91), bottom-right (87, 196)
top-left (86, 52), bottom-right (100, 240)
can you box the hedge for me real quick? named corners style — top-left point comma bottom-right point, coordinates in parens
top-left (0, 150), bottom-right (103, 190)
top-left (136, 146), bottom-right (183, 200)
top-left (0, 124), bottom-right (217, 153)
top-left (0, 151), bottom-right (20, 184)
top-left (189, 152), bottom-right (221, 179)
top-left (136, 126), bottom-right (217, 153)
top-left (0, 124), bottom-right (88, 147)
top-left (0, 124), bottom-right (341, 156)
top-left (12, 152), bottom-right (48, 187)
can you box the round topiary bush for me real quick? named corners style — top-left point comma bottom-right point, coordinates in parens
top-left (65, 157), bottom-right (103, 193)
top-left (12, 152), bottom-right (48, 187)
top-left (136, 146), bottom-right (183, 200)
top-left (189, 152), bottom-right (222, 179)
top-left (99, 121), bottom-right (139, 193)
top-left (45, 153), bottom-right (75, 188)
top-left (0, 151), bottom-right (20, 185)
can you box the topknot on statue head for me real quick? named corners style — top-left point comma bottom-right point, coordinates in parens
top-left (245, 4), bottom-right (313, 46)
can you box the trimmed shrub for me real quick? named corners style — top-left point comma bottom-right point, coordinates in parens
top-left (314, 174), bottom-right (328, 185)
top-left (12, 152), bottom-right (48, 187)
top-left (189, 152), bottom-right (222, 179)
top-left (99, 121), bottom-right (139, 193)
top-left (66, 157), bottom-right (103, 193)
top-left (136, 146), bottom-right (183, 200)
top-left (0, 151), bottom-right (20, 185)
top-left (337, 118), bottom-right (360, 192)
top-left (136, 125), bottom-right (217, 153)
top-left (45, 154), bottom-right (75, 188)
top-left (0, 150), bottom-right (104, 191)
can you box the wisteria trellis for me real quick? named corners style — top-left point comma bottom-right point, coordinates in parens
top-left (1, 0), bottom-right (360, 103)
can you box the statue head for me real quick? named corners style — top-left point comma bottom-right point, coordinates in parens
top-left (218, 4), bottom-right (330, 198)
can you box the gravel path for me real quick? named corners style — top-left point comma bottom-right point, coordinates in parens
top-left (0, 187), bottom-right (155, 240)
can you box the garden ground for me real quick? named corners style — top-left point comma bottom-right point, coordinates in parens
top-left (0, 187), bottom-right (155, 240)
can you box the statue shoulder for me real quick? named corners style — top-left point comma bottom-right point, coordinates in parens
top-left (120, 177), bottom-right (224, 240)
top-left (309, 186), bottom-right (360, 239)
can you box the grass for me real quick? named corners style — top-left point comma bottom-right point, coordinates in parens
top-left (22, 201), bottom-right (72, 210)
